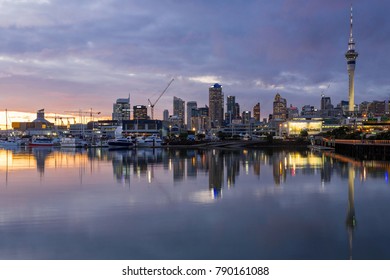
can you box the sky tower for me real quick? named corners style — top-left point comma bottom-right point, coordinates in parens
top-left (345, 5), bottom-right (358, 114)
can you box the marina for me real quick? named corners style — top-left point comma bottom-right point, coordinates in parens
top-left (0, 3), bottom-right (389, 276)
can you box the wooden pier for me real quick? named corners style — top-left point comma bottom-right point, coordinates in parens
top-left (320, 138), bottom-right (390, 161)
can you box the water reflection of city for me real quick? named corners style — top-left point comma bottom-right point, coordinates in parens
top-left (2, 147), bottom-right (390, 188)
top-left (2, 147), bottom-right (390, 258)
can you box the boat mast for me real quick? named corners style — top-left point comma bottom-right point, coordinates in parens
top-left (5, 109), bottom-right (8, 131)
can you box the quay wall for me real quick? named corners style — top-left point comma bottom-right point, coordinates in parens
top-left (335, 142), bottom-right (390, 161)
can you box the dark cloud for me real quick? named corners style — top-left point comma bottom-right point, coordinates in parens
top-left (0, 0), bottom-right (389, 118)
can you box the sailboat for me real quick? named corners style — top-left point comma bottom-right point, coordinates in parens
top-left (0, 109), bottom-right (21, 147)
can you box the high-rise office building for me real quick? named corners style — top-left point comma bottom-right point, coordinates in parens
top-left (163, 109), bottom-right (169, 121)
top-left (173, 96), bottom-right (185, 127)
top-left (209, 83), bottom-right (224, 128)
top-left (287, 104), bottom-right (299, 119)
top-left (226, 96), bottom-right (236, 123)
top-left (242, 111), bottom-right (251, 124)
top-left (273, 93), bottom-right (287, 120)
top-left (186, 101), bottom-right (197, 130)
top-left (192, 106), bottom-right (209, 132)
top-left (133, 105), bottom-right (148, 120)
top-left (321, 95), bottom-right (333, 110)
top-left (234, 103), bottom-right (240, 119)
top-left (253, 102), bottom-right (260, 122)
top-left (112, 97), bottom-right (130, 124)
top-left (345, 6), bottom-right (358, 113)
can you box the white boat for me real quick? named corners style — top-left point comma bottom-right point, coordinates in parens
top-left (29, 136), bottom-right (55, 147)
top-left (0, 137), bottom-right (22, 147)
top-left (90, 139), bottom-right (109, 148)
top-left (107, 137), bottom-right (135, 149)
top-left (60, 137), bottom-right (88, 148)
top-left (0, 110), bottom-right (22, 147)
top-left (135, 136), bottom-right (147, 147)
top-left (143, 134), bottom-right (162, 147)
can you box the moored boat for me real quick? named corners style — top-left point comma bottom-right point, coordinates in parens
top-left (29, 136), bottom-right (55, 147)
top-left (0, 137), bottom-right (22, 147)
top-left (143, 134), bottom-right (162, 147)
top-left (107, 137), bottom-right (135, 149)
top-left (60, 137), bottom-right (88, 148)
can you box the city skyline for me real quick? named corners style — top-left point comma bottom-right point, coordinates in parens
top-left (0, 1), bottom-right (390, 126)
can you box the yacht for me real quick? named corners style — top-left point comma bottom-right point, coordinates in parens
top-left (135, 136), bottom-right (147, 147)
top-left (60, 137), bottom-right (88, 148)
top-left (90, 139), bottom-right (109, 148)
top-left (143, 134), bottom-right (163, 147)
top-left (107, 137), bottom-right (135, 149)
top-left (29, 136), bottom-right (55, 147)
top-left (0, 137), bottom-right (22, 147)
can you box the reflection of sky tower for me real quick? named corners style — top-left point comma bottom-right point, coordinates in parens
top-left (346, 165), bottom-right (356, 260)
top-left (345, 6), bottom-right (358, 114)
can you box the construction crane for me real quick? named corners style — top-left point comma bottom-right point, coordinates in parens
top-left (54, 115), bottom-right (76, 126)
top-left (148, 78), bottom-right (174, 120)
top-left (321, 84), bottom-right (331, 97)
top-left (64, 108), bottom-right (101, 123)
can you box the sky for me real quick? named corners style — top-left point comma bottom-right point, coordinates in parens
top-left (1, 0), bottom-right (390, 126)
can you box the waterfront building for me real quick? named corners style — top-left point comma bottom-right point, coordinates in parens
top-left (133, 105), bottom-right (148, 120)
top-left (112, 97), bottom-right (131, 124)
top-left (280, 118), bottom-right (323, 136)
top-left (12, 109), bottom-right (55, 135)
top-left (191, 106), bottom-right (209, 133)
top-left (87, 120), bottom-right (119, 138)
top-left (167, 115), bottom-right (183, 133)
top-left (173, 96), bottom-right (185, 127)
top-left (253, 103), bottom-right (260, 122)
top-left (273, 93), bottom-right (287, 120)
top-left (123, 119), bottom-right (163, 135)
top-left (186, 101), bottom-right (197, 130)
top-left (345, 6), bottom-right (359, 114)
top-left (359, 100), bottom-right (387, 117)
top-left (209, 83), bottom-right (224, 128)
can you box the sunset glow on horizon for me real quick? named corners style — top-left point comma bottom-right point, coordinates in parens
top-left (0, 110), bottom-right (111, 130)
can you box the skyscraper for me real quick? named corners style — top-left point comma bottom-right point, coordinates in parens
top-left (273, 93), bottom-right (287, 120)
top-left (163, 109), bottom-right (169, 121)
top-left (321, 95), bottom-right (332, 110)
top-left (173, 96), bottom-right (185, 127)
top-left (112, 97), bottom-right (130, 124)
top-left (242, 111), bottom-right (251, 124)
top-left (345, 5), bottom-right (358, 114)
top-left (226, 96), bottom-right (236, 123)
top-left (133, 105), bottom-right (148, 120)
top-left (253, 102), bottom-right (260, 122)
top-left (209, 83), bottom-right (224, 128)
top-left (186, 101), bottom-right (197, 130)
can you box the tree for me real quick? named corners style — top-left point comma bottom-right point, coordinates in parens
top-left (300, 129), bottom-right (309, 138)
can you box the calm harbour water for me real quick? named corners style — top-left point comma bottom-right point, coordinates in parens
top-left (0, 147), bottom-right (389, 260)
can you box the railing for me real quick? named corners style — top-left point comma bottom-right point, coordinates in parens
top-left (322, 138), bottom-right (390, 145)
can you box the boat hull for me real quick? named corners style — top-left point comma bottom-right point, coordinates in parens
top-left (107, 140), bottom-right (135, 149)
